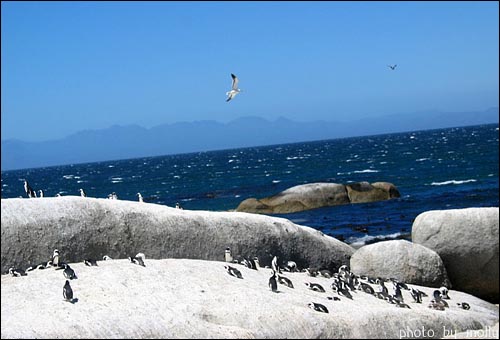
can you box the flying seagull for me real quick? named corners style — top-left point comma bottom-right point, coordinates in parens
top-left (388, 64), bottom-right (397, 70)
top-left (226, 73), bottom-right (241, 102)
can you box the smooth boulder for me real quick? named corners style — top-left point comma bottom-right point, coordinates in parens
top-left (412, 207), bottom-right (499, 302)
top-left (350, 240), bottom-right (451, 288)
top-left (0, 197), bottom-right (354, 274)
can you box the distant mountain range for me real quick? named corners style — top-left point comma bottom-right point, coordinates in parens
top-left (1, 107), bottom-right (498, 171)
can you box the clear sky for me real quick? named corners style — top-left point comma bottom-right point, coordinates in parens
top-left (1, 1), bottom-right (498, 142)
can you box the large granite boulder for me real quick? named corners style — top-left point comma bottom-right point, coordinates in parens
top-left (350, 240), bottom-right (451, 288)
top-left (235, 181), bottom-right (400, 214)
top-left (412, 207), bottom-right (499, 302)
top-left (2, 258), bottom-right (498, 338)
top-left (0, 197), bottom-right (354, 274)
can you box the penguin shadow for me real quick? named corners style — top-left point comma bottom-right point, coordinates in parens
top-left (64, 298), bottom-right (79, 304)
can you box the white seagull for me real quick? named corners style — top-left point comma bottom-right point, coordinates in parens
top-left (226, 73), bottom-right (241, 102)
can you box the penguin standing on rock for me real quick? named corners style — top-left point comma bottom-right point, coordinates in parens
top-left (63, 264), bottom-right (78, 280)
top-left (269, 270), bottom-right (278, 292)
top-left (63, 280), bottom-right (77, 303)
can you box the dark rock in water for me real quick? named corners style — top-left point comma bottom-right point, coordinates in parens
top-left (235, 181), bottom-right (400, 214)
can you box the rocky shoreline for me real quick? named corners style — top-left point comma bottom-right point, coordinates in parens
top-left (1, 197), bottom-right (498, 338)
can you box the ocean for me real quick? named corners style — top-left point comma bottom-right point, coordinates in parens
top-left (1, 123), bottom-right (498, 247)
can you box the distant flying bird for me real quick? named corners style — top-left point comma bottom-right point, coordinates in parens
top-left (388, 64), bottom-right (397, 70)
top-left (226, 73), bottom-right (241, 102)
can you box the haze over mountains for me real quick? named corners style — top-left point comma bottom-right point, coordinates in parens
top-left (1, 107), bottom-right (498, 171)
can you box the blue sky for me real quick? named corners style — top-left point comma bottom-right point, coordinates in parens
top-left (1, 1), bottom-right (498, 142)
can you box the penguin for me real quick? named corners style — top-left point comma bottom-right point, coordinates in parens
top-left (357, 282), bottom-right (375, 295)
top-left (277, 275), bottom-right (294, 288)
top-left (38, 190), bottom-right (44, 198)
top-left (79, 188), bottom-right (87, 197)
top-left (428, 290), bottom-right (448, 310)
top-left (253, 257), bottom-right (261, 269)
top-left (308, 302), bottom-right (329, 313)
top-left (224, 265), bottom-right (243, 279)
top-left (24, 180), bottom-right (36, 198)
top-left (52, 249), bottom-right (60, 268)
top-left (26, 262), bottom-right (47, 271)
top-left (63, 264), bottom-right (78, 280)
top-left (457, 302), bottom-right (470, 310)
top-left (247, 258), bottom-right (258, 270)
top-left (375, 278), bottom-right (389, 295)
top-left (269, 270), bottom-right (278, 292)
top-left (304, 268), bottom-right (318, 277)
top-left (63, 280), bottom-right (76, 303)
top-left (9, 267), bottom-right (27, 277)
top-left (336, 280), bottom-right (353, 300)
top-left (102, 255), bottom-right (113, 261)
top-left (410, 288), bottom-right (424, 303)
top-left (137, 193), bottom-right (144, 203)
top-left (305, 282), bottom-right (326, 293)
top-left (224, 247), bottom-right (233, 263)
top-left (338, 265), bottom-right (350, 274)
top-left (271, 256), bottom-right (279, 273)
top-left (318, 269), bottom-right (333, 278)
top-left (439, 286), bottom-right (450, 299)
top-left (284, 261), bottom-right (297, 272)
top-left (392, 282), bottom-right (404, 303)
top-left (129, 254), bottom-right (146, 267)
top-left (84, 259), bottom-right (98, 266)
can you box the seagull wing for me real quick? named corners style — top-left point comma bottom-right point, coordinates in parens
top-left (231, 73), bottom-right (239, 90)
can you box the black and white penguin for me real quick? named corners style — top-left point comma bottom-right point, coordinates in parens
top-left (52, 249), bottom-right (60, 268)
top-left (9, 267), bottom-right (27, 277)
top-left (392, 282), bottom-right (404, 303)
top-left (253, 257), bottom-right (261, 269)
top-left (224, 247), bottom-right (233, 263)
top-left (308, 302), bottom-right (329, 313)
top-left (305, 282), bottom-right (326, 293)
top-left (457, 302), bottom-right (470, 310)
top-left (224, 265), bottom-right (243, 279)
top-left (277, 275), bottom-right (294, 288)
top-left (63, 280), bottom-right (75, 303)
top-left (318, 269), bottom-right (333, 278)
top-left (79, 188), bottom-right (87, 197)
top-left (137, 193), bottom-right (144, 203)
top-left (357, 281), bottom-right (375, 295)
top-left (336, 280), bottom-right (353, 299)
top-left (26, 262), bottom-right (47, 271)
top-left (269, 270), bottom-right (278, 292)
top-left (284, 261), bottom-right (297, 272)
top-left (271, 256), bottom-right (279, 273)
top-left (129, 253), bottom-right (146, 267)
top-left (410, 287), bottom-right (426, 303)
top-left (304, 268), bottom-right (318, 277)
top-left (439, 286), bottom-right (450, 299)
top-left (24, 180), bottom-right (36, 198)
top-left (428, 290), bottom-right (448, 310)
top-left (84, 259), bottom-right (98, 266)
top-left (63, 264), bottom-right (78, 280)
top-left (375, 278), bottom-right (389, 295)
top-left (38, 190), bottom-right (44, 198)
top-left (102, 255), bottom-right (113, 261)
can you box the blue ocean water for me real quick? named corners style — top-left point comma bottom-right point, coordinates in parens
top-left (2, 123), bottom-right (498, 246)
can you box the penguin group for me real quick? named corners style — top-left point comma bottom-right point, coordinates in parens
top-left (6, 248), bottom-right (150, 306)
top-left (220, 250), bottom-right (474, 315)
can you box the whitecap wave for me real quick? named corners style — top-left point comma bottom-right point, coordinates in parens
top-left (430, 179), bottom-right (477, 186)
top-left (347, 232), bottom-right (404, 247)
top-left (353, 169), bottom-right (379, 173)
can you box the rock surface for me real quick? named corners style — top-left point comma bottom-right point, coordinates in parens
top-left (235, 181), bottom-right (400, 214)
top-left (412, 208), bottom-right (499, 302)
top-left (0, 197), bottom-right (354, 275)
top-left (350, 240), bottom-right (451, 288)
top-left (1, 258), bottom-right (498, 339)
